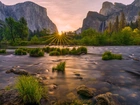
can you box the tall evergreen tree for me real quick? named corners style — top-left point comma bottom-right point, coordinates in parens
top-left (137, 11), bottom-right (140, 30)
top-left (113, 16), bottom-right (119, 32)
top-left (5, 17), bottom-right (16, 42)
top-left (119, 12), bottom-right (126, 30)
top-left (108, 21), bottom-right (112, 34)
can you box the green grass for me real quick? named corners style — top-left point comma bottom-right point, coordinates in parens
top-left (29, 48), bottom-right (44, 57)
top-left (15, 48), bottom-right (27, 55)
top-left (0, 49), bottom-right (6, 54)
top-left (43, 46), bottom-right (87, 56)
top-left (16, 76), bottom-right (43, 104)
top-left (52, 62), bottom-right (66, 72)
top-left (102, 51), bottom-right (122, 60)
top-left (49, 51), bottom-right (60, 56)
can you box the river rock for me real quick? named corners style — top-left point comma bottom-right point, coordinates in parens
top-left (93, 92), bottom-right (119, 105)
top-left (0, 89), bottom-right (23, 105)
top-left (77, 85), bottom-right (96, 98)
top-left (6, 68), bottom-right (29, 75)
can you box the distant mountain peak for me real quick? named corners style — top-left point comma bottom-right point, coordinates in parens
top-left (0, 1), bottom-right (57, 33)
top-left (132, 0), bottom-right (140, 7)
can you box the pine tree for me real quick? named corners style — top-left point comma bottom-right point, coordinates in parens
top-left (108, 21), bottom-right (112, 34)
top-left (113, 16), bottom-right (119, 32)
top-left (137, 11), bottom-right (140, 30)
top-left (119, 12), bottom-right (126, 30)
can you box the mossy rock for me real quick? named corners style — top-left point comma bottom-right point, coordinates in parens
top-left (77, 85), bottom-right (96, 98)
top-left (94, 92), bottom-right (119, 105)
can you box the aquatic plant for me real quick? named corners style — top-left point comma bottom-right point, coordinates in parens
top-left (15, 48), bottom-right (27, 55)
top-left (0, 49), bottom-right (6, 54)
top-left (52, 62), bottom-right (66, 72)
top-left (16, 76), bottom-right (43, 104)
top-left (29, 48), bottom-right (44, 57)
top-left (49, 51), bottom-right (60, 56)
top-left (102, 51), bottom-right (122, 60)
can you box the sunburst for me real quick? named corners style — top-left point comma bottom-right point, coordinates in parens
top-left (46, 33), bottom-right (72, 46)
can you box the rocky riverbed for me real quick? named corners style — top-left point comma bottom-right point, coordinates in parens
top-left (0, 46), bottom-right (140, 105)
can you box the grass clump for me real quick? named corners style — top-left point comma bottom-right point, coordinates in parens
top-left (49, 51), bottom-right (60, 56)
top-left (16, 76), bottom-right (43, 105)
top-left (52, 62), bottom-right (66, 72)
top-left (29, 48), bottom-right (44, 57)
top-left (102, 51), bottom-right (122, 60)
top-left (0, 49), bottom-right (6, 54)
top-left (15, 48), bottom-right (27, 55)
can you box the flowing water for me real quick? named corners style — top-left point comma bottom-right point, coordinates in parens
top-left (0, 46), bottom-right (140, 105)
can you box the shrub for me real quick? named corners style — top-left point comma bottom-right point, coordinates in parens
top-left (52, 62), bottom-right (66, 72)
top-left (0, 49), bottom-right (6, 54)
top-left (29, 48), bottom-right (44, 57)
top-left (77, 47), bottom-right (87, 55)
top-left (102, 51), bottom-right (122, 60)
top-left (15, 48), bottom-right (27, 55)
top-left (61, 48), bottom-right (69, 55)
top-left (69, 47), bottom-right (77, 55)
top-left (16, 76), bottom-right (43, 104)
top-left (43, 47), bottom-right (50, 53)
top-left (49, 51), bottom-right (60, 56)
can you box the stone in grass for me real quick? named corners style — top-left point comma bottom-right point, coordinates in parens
top-left (93, 92), bottom-right (119, 105)
top-left (77, 85), bottom-right (96, 98)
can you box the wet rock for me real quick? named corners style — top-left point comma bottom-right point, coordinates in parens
top-left (77, 85), bottom-right (96, 98)
top-left (6, 68), bottom-right (29, 75)
top-left (133, 58), bottom-right (139, 61)
top-left (0, 89), bottom-right (23, 105)
top-left (75, 73), bottom-right (81, 76)
top-left (93, 92), bottom-right (119, 105)
top-left (49, 84), bottom-right (58, 91)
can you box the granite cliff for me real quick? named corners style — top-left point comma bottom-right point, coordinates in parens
top-left (82, 0), bottom-right (140, 32)
top-left (0, 1), bottom-right (58, 33)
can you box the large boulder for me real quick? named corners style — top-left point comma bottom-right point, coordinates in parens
top-left (77, 85), bottom-right (96, 98)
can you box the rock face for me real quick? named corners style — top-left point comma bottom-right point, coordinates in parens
top-left (82, 0), bottom-right (140, 32)
top-left (0, 1), bottom-right (58, 33)
top-left (82, 11), bottom-right (107, 32)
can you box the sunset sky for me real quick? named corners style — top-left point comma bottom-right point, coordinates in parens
top-left (1, 0), bottom-right (134, 32)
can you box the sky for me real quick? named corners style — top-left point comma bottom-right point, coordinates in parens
top-left (0, 0), bottom-right (134, 32)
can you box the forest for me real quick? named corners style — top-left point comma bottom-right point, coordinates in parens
top-left (0, 11), bottom-right (140, 46)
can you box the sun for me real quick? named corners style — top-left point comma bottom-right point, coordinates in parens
top-left (46, 33), bottom-right (72, 46)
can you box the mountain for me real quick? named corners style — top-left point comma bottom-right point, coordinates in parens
top-left (81, 0), bottom-right (140, 32)
top-left (0, 1), bottom-right (58, 33)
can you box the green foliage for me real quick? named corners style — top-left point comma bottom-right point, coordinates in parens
top-left (30, 35), bottom-right (40, 44)
top-left (15, 48), bottom-right (27, 55)
top-left (102, 51), bottom-right (122, 60)
top-left (52, 62), bottom-right (66, 72)
top-left (49, 51), bottom-right (60, 56)
top-left (16, 76), bottom-right (43, 104)
top-left (0, 49), bottom-right (6, 54)
top-left (29, 48), bottom-right (44, 57)
top-left (61, 48), bottom-right (69, 55)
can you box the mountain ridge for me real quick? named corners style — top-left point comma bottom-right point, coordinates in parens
top-left (82, 0), bottom-right (140, 32)
top-left (0, 1), bottom-right (58, 33)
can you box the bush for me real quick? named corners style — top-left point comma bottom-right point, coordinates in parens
top-left (16, 76), bottom-right (43, 104)
top-left (15, 48), bottom-right (27, 55)
top-left (102, 51), bottom-right (122, 60)
top-left (77, 47), bottom-right (87, 54)
top-left (29, 48), bottom-right (44, 57)
top-left (52, 62), bottom-right (66, 72)
top-left (61, 48), bottom-right (69, 55)
top-left (69, 47), bottom-right (77, 55)
top-left (43, 47), bottom-right (50, 53)
top-left (49, 51), bottom-right (60, 56)
top-left (0, 49), bottom-right (6, 54)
